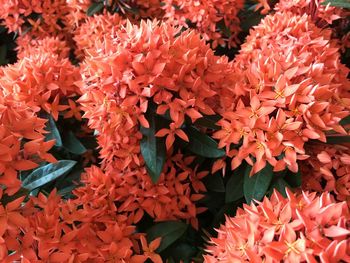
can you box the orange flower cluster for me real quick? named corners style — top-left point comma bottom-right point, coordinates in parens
top-left (75, 155), bottom-right (207, 228)
top-left (0, 47), bottom-right (81, 120)
top-left (302, 142), bottom-right (350, 208)
top-left (204, 189), bottom-right (350, 262)
top-left (62, 0), bottom-right (163, 32)
top-left (213, 11), bottom-right (350, 175)
top-left (162, 0), bottom-right (244, 48)
top-left (1, 187), bottom-right (162, 262)
top-left (73, 13), bottom-right (125, 59)
top-left (0, 0), bottom-right (70, 36)
top-left (16, 35), bottom-right (71, 60)
top-left (275, 0), bottom-right (349, 26)
top-left (0, 93), bottom-right (55, 195)
top-left (78, 19), bottom-right (231, 225)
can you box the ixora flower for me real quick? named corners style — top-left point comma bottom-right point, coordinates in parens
top-left (1, 188), bottom-right (162, 262)
top-left (162, 0), bottom-right (244, 48)
top-left (77, 19), bottom-right (233, 225)
top-left (0, 49), bottom-right (81, 120)
top-left (74, 153), bottom-right (207, 228)
top-left (275, 0), bottom-right (349, 26)
top-left (301, 142), bottom-right (350, 208)
top-left (213, 11), bottom-right (350, 175)
top-left (0, 0), bottom-right (70, 37)
top-left (204, 189), bottom-right (350, 263)
top-left (0, 91), bottom-right (55, 195)
top-left (16, 35), bottom-right (71, 60)
top-left (73, 12), bottom-right (126, 59)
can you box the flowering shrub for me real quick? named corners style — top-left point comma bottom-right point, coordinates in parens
top-left (162, 0), bottom-right (244, 48)
top-left (0, 0), bottom-right (349, 262)
top-left (302, 142), bottom-right (350, 207)
top-left (204, 189), bottom-right (350, 262)
top-left (213, 11), bottom-right (350, 175)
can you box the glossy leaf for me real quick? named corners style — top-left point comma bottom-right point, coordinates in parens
top-left (225, 165), bottom-right (245, 203)
top-left (45, 115), bottom-right (62, 147)
top-left (322, 0), bottom-right (350, 8)
top-left (186, 127), bottom-right (225, 158)
top-left (194, 115), bottom-right (221, 130)
top-left (87, 2), bottom-right (104, 16)
top-left (284, 170), bottom-right (302, 188)
top-left (63, 131), bottom-right (87, 155)
top-left (243, 164), bottom-right (273, 203)
top-left (22, 160), bottom-right (76, 191)
top-left (140, 113), bottom-right (166, 183)
top-left (268, 177), bottom-right (291, 197)
top-left (146, 221), bottom-right (188, 252)
top-left (205, 173), bottom-right (225, 192)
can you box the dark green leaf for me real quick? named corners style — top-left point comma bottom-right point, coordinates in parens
top-left (340, 115), bottom-right (350, 126)
top-left (284, 170), bottom-right (302, 188)
top-left (240, 12), bottom-right (265, 32)
top-left (167, 243), bottom-right (197, 262)
top-left (58, 185), bottom-right (77, 198)
top-left (194, 115), bottom-right (221, 130)
top-left (0, 45), bottom-right (8, 65)
top-left (186, 127), bottom-right (225, 158)
top-left (87, 2), bottom-right (104, 16)
top-left (326, 135), bottom-right (350, 144)
top-left (45, 115), bottom-right (62, 147)
top-left (140, 114), bottom-right (166, 183)
top-left (22, 160), bottom-right (76, 191)
top-left (321, 0), bottom-right (350, 8)
top-left (268, 177), bottom-right (290, 197)
top-left (243, 164), bottom-right (273, 203)
top-left (63, 131), bottom-right (87, 155)
top-left (205, 173), bottom-right (225, 192)
top-left (0, 188), bottom-right (29, 205)
top-left (225, 165), bottom-right (245, 203)
top-left (146, 221), bottom-right (188, 252)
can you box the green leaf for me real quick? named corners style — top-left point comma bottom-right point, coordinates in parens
top-left (140, 114), bottom-right (166, 183)
top-left (146, 221), bottom-right (188, 252)
top-left (22, 160), bottom-right (77, 191)
top-left (87, 2), bottom-right (104, 16)
top-left (57, 185), bottom-right (77, 198)
top-left (0, 188), bottom-right (29, 205)
top-left (321, 0), bottom-right (350, 8)
top-left (186, 127), bottom-right (225, 158)
top-left (340, 115), bottom-right (350, 126)
top-left (205, 173), bottom-right (225, 192)
top-left (0, 44), bottom-right (8, 65)
top-left (225, 165), bottom-right (245, 203)
top-left (284, 170), bottom-right (302, 188)
top-left (45, 115), bottom-right (62, 147)
top-left (63, 131), bottom-right (87, 155)
top-left (243, 164), bottom-right (273, 203)
top-left (268, 177), bottom-right (291, 197)
top-left (326, 135), bottom-right (350, 144)
top-left (194, 115), bottom-right (221, 130)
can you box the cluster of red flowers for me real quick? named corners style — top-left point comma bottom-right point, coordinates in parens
top-left (302, 142), bottom-right (350, 208)
top-left (0, 92), bottom-right (54, 196)
top-left (213, 11), bottom-right (350, 175)
top-left (0, 35), bottom-right (163, 263)
top-left (204, 189), bottom-right (350, 262)
top-left (78, 19), bottom-right (234, 226)
top-left (162, 0), bottom-right (244, 48)
top-left (0, 0), bottom-right (349, 262)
